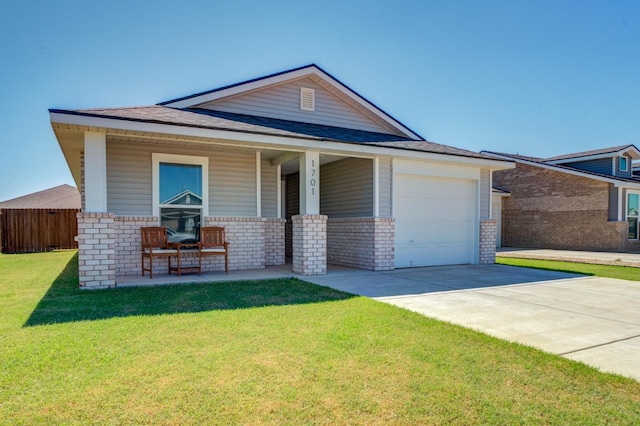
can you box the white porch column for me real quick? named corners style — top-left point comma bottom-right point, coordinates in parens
top-left (618, 186), bottom-right (623, 221)
top-left (299, 151), bottom-right (320, 215)
top-left (84, 132), bottom-right (107, 212)
top-left (373, 157), bottom-right (380, 217)
top-left (256, 152), bottom-right (262, 217)
top-left (294, 150), bottom-right (326, 275)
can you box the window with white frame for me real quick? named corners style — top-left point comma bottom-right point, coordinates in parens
top-left (627, 192), bottom-right (639, 239)
top-left (620, 156), bottom-right (629, 172)
top-left (152, 153), bottom-right (208, 243)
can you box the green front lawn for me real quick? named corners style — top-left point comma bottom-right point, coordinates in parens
top-left (2, 251), bottom-right (640, 424)
top-left (497, 256), bottom-right (640, 281)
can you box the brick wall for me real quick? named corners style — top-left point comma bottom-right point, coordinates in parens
top-left (264, 218), bottom-right (286, 266)
top-left (77, 212), bottom-right (116, 289)
top-left (111, 216), bottom-right (286, 278)
top-left (284, 219), bottom-right (293, 259)
top-left (114, 216), bottom-right (158, 276)
top-left (479, 219), bottom-right (496, 264)
top-left (494, 163), bottom-right (628, 251)
top-left (327, 217), bottom-right (395, 270)
top-left (292, 215), bottom-right (327, 276)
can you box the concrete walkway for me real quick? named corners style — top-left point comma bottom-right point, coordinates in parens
top-left (303, 264), bottom-right (640, 381)
top-left (497, 247), bottom-right (640, 267)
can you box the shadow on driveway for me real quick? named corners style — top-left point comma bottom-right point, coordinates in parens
top-left (304, 264), bottom-right (586, 298)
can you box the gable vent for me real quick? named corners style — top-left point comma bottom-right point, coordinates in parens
top-left (300, 87), bottom-right (315, 111)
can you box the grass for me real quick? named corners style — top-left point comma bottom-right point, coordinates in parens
top-left (1, 251), bottom-right (640, 424)
top-left (497, 256), bottom-right (640, 281)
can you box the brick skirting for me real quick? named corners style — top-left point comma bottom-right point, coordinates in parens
top-left (327, 217), bottom-right (395, 271)
top-left (76, 214), bottom-right (286, 289)
top-left (479, 219), bottom-right (497, 265)
top-left (292, 215), bottom-right (327, 276)
top-left (77, 212), bottom-right (116, 289)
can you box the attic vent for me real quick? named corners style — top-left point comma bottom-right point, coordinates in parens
top-left (300, 87), bottom-right (315, 111)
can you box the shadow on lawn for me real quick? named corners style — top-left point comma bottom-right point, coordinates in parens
top-left (24, 253), bottom-right (355, 327)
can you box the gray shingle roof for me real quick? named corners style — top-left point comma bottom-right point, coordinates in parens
top-left (480, 151), bottom-right (546, 162)
top-left (54, 106), bottom-right (497, 160)
top-left (482, 151), bottom-right (640, 185)
top-left (0, 184), bottom-right (80, 209)
top-left (544, 145), bottom-right (636, 162)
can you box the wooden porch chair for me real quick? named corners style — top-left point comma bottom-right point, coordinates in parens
top-left (140, 226), bottom-right (178, 278)
top-left (199, 226), bottom-right (229, 274)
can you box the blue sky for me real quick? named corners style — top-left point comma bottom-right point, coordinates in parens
top-left (1, 1), bottom-right (638, 201)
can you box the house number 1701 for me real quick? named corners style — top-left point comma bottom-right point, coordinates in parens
top-left (310, 160), bottom-right (316, 195)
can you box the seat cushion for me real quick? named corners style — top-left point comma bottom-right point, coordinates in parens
top-left (201, 248), bottom-right (226, 253)
top-left (143, 248), bottom-right (178, 255)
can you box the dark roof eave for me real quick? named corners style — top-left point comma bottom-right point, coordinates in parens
top-left (155, 64), bottom-right (425, 140)
top-left (50, 108), bottom-right (499, 161)
top-left (487, 151), bottom-right (640, 185)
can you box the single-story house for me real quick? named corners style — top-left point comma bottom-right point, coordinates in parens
top-left (50, 64), bottom-right (513, 288)
top-left (484, 145), bottom-right (640, 252)
top-left (0, 184), bottom-right (80, 209)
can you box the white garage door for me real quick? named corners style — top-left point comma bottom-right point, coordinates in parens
top-left (394, 175), bottom-right (476, 268)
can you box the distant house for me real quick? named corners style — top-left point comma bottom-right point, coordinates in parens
top-left (0, 184), bottom-right (80, 209)
top-left (0, 184), bottom-right (80, 253)
top-left (50, 64), bottom-right (513, 288)
top-left (484, 145), bottom-right (640, 252)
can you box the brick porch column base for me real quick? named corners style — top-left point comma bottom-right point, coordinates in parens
top-left (292, 214), bottom-right (327, 276)
top-left (77, 212), bottom-right (116, 289)
top-left (479, 219), bottom-right (497, 265)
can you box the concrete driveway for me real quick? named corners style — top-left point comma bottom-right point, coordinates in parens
top-left (303, 264), bottom-right (640, 381)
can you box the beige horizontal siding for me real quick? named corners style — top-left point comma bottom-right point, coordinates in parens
top-left (209, 150), bottom-right (256, 216)
top-left (261, 159), bottom-right (278, 218)
top-left (107, 142), bottom-right (152, 215)
top-left (320, 158), bottom-right (373, 217)
top-left (106, 140), bottom-right (257, 217)
top-left (379, 158), bottom-right (392, 217)
top-left (198, 77), bottom-right (396, 134)
top-left (480, 168), bottom-right (490, 219)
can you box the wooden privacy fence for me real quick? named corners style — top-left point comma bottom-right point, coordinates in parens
top-left (0, 209), bottom-right (79, 254)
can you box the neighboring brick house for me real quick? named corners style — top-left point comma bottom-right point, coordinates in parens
top-left (484, 145), bottom-right (640, 252)
top-left (50, 64), bottom-right (513, 288)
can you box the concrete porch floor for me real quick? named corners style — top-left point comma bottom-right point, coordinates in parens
top-left (116, 263), bottom-right (297, 287)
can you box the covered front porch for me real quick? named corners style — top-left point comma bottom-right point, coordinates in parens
top-left (72, 130), bottom-right (395, 289)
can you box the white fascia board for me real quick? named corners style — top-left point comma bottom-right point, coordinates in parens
top-left (486, 152), bottom-right (640, 189)
top-left (164, 67), bottom-right (316, 108)
top-left (309, 67), bottom-right (422, 140)
top-left (162, 65), bottom-right (421, 140)
top-left (50, 111), bottom-right (514, 170)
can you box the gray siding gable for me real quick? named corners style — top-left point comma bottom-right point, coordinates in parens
top-left (195, 77), bottom-right (402, 136)
top-left (559, 156), bottom-right (634, 178)
top-left (560, 158), bottom-right (613, 176)
top-left (615, 154), bottom-right (633, 178)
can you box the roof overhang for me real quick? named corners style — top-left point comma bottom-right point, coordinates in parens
top-left (546, 145), bottom-right (640, 165)
top-left (51, 111), bottom-right (514, 187)
top-left (485, 152), bottom-right (640, 189)
top-left (159, 64), bottom-right (423, 140)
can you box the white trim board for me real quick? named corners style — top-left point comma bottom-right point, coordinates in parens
top-left (51, 112), bottom-right (514, 170)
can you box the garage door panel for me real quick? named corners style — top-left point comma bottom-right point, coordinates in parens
top-left (394, 175), bottom-right (476, 268)
top-left (395, 197), bottom-right (471, 222)
top-left (397, 222), bottom-right (472, 245)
